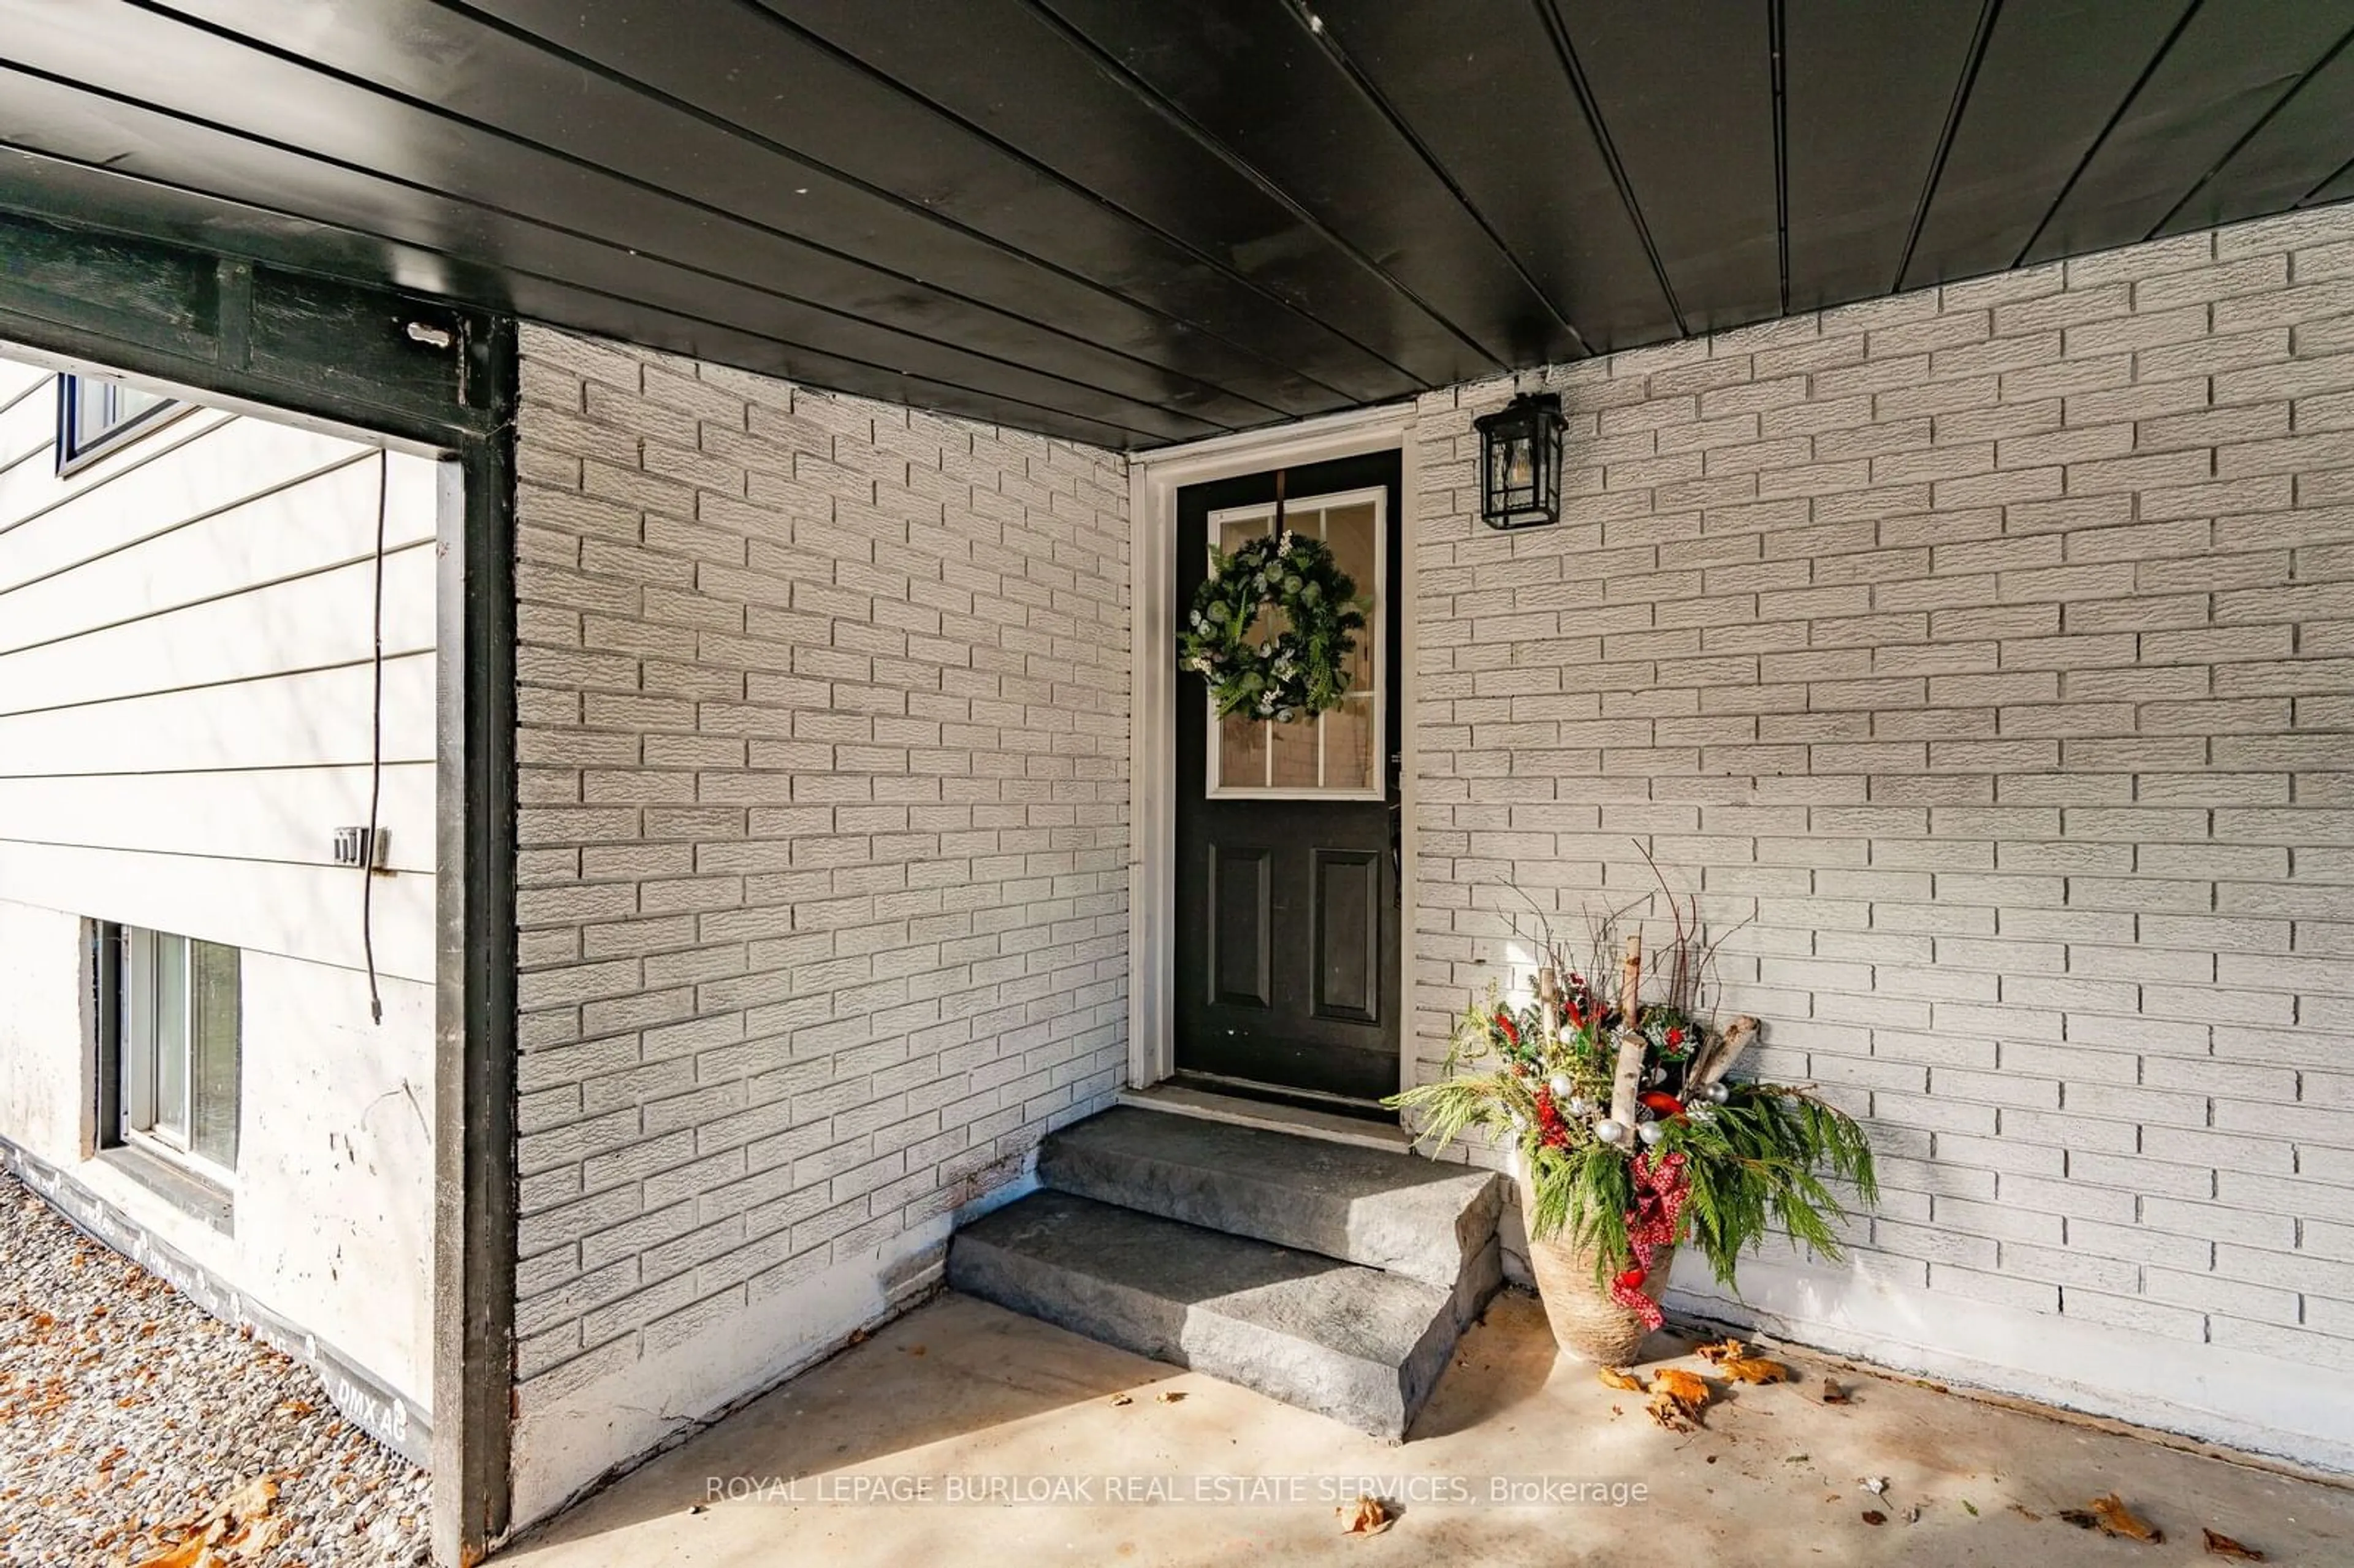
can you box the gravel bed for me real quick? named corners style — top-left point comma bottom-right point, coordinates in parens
top-left (0, 1170), bottom-right (430, 1567)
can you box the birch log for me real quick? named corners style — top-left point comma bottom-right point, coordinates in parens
top-left (1691, 1014), bottom-right (1760, 1088)
top-left (1607, 935), bottom-right (1646, 1128)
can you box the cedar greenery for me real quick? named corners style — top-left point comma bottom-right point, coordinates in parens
top-left (1387, 897), bottom-right (1876, 1293)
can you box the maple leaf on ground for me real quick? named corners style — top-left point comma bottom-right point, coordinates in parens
top-left (1597, 1367), bottom-right (1644, 1392)
top-left (1720, 1357), bottom-right (1791, 1385)
top-left (1338, 1495), bottom-right (1393, 1536)
top-left (1693, 1338), bottom-right (1745, 1364)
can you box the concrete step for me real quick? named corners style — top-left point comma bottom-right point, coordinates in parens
top-left (1038, 1105), bottom-right (1503, 1300)
top-left (948, 1189), bottom-right (1460, 1439)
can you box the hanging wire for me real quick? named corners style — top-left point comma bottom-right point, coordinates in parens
top-left (363, 447), bottom-right (388, 1026)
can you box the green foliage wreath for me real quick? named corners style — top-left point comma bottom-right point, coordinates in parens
top-left (1178, 531), bottom-right (1367, 722)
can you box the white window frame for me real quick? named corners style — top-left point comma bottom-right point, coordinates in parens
top-left (113, 924), bottom-right (241, 1179)
top-left (1202, 482), bottom-right (1389, 803)
top-left (56, 372), bottom-right (183, 475)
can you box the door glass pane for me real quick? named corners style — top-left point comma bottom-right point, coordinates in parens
top-left (191, 942), bottom-right (241, 1168)
top-left (1326, 694), bottom-right (1376, 793)
top-left (1218, 713), bottom-right (1268, 789)
top-left (1321, 502), bottom-right (1379, 691)
top-left (1270, 715), bottom-right (1320, 788)
top-left (151, 933), bottom-right (189, 1145)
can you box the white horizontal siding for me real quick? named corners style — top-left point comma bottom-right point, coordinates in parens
top-left (0, 654), bottom-right (436, 777)
top-left (0, 363), bottom-right (439, 977)
top-left (0, 547), bottom-right (436, 713)
top-left (0, 841), bottom-right (435, 982)
top-left (0, 454), bottom-right (436, 650)
top-left (0, 764), bottom-right (436, 873)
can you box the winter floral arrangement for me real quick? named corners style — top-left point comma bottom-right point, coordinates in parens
top-left (1388, 889), bottom-right (1876, 1345)
top-left (1177, 528), bottom-right (1366, 722)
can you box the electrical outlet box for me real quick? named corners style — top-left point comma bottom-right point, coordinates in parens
top-left (333, 826), bottom-right (388, 869)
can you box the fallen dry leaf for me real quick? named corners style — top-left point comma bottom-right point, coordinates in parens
top-left (1646, 1368), bottom-right (1712, 1430)
top-left (1338, 1494), bottom-right (1393, 1536)
top-left (2059, 1493), bottom-right (2163, 1544)
top-left (130, 1540), bottom-right (207, 1568)
top-left (1821, 1377), bottom-right (1851, 1404)
top-left (1155, 1391), bottom-right (1186, 1404)
top-left (1694, 1338), bottom-right (1746, 1364)
top-left (1108, 1393), bottom-right (1133, 1407)
top-left (2092, 1493), bottom-right (2163, 1544)
top-left (128, 1471), bottom-right (283, 1567)
top-left (1720, 1356), bottom-right (1791, 1385)
top-left (2202, 1527), bottom-right (2265, 1561)
top-left (218, 1477), bottom-right (277, 1522)
top-left (1861, 1510), bottom-right (1887, 1526)
top-left (218, 1513), bottom-right (288, 1558)
top-left (1597, 1367), bottom-right (1645, 1392)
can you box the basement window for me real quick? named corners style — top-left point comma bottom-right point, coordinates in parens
top-left (96, 923), bottom-right (242, 1186)
top-left (57, 373), bottom-right (180, 473)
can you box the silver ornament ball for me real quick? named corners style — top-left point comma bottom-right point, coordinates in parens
top-left (1594, 1119), bottom-right (1627, 1145)
top-left (1547, 1073), bottom-right (1573, 1098)
top-left (1637, 1121), bottom-right (1665, 1146)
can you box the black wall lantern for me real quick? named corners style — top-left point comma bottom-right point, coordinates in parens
top-left (1473, 391), bottom-right (1566, 530)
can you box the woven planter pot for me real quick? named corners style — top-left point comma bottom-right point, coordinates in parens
top-left (1518, 1176), bottom-right (1672, 1365)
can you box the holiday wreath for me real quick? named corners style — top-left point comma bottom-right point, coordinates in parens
top-left (1178, 530), bottom-right (1366, 722)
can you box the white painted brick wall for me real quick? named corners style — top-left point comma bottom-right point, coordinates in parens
top-left (1411, 206), bottom-right (2354, 1455)
top-left (507, 326), bottom-right (1127, 1512)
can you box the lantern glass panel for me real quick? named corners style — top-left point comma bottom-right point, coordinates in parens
top-left (1476, 394), bottom-right (1563, 530)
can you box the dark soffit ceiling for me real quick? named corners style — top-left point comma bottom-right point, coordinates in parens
top-left (1, 0), bottom-right (2350, 451)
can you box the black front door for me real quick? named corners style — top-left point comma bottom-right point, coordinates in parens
top-left (1174, 450), bottom-right (1402, 1105)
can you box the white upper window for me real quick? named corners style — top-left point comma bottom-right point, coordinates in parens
top-left (58, 373), bottom-right (178, 473)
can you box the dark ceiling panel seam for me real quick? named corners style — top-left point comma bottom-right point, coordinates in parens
top-left (0, 67), bottom-right (1207, 440)
top-left (2010, 0), bottom-right (2205, 269)
top-left (1528, 0), bottom-right (1688, 338)
top-left (731, 0), bottom-right (1401, 401)
top-left (1769, 0), bottom-right (1791, 318)
top-left (0, 140), bottom-right (1170, 448)
top-left (441, 0), bottom-right (1336, 415)
top-left (2149, 18), bottom-right (2354, 241)
top-left (129, 0), bottom-right (1262, 428)
top-left (1893, 0), bottom-right (2005, 294)
top-left (1014, 0), bottom-right (1508, 379)
top-left (1278, 0), bottom-right (1590, 358)
top-left (2301, 155), bottom-right (2354, 207)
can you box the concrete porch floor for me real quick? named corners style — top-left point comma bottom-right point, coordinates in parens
top-left (500, 1290), bottom-right (2354, 1567)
